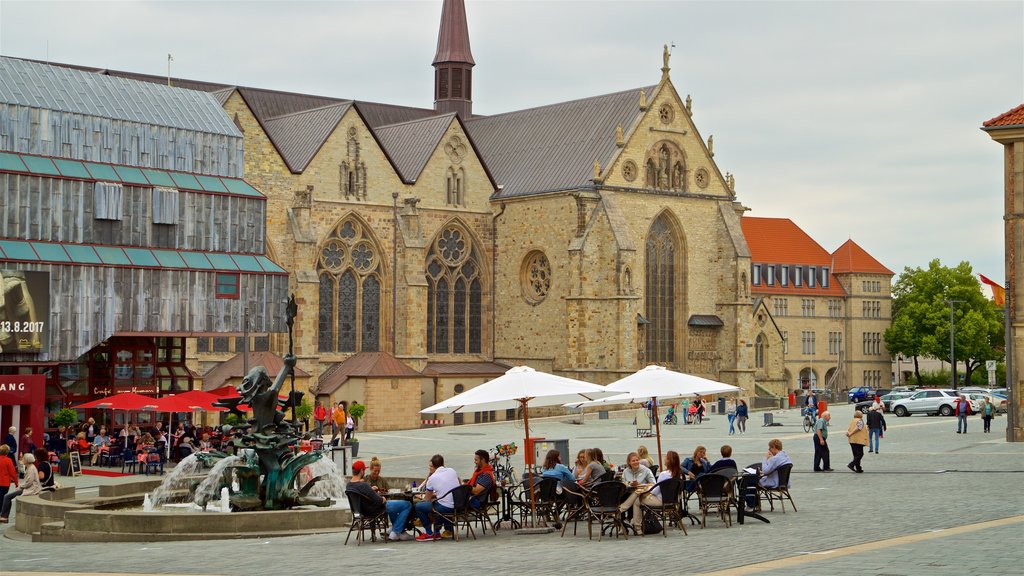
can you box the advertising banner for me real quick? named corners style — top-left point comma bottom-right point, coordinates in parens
top-left (0, 270), bottom-right (49, 354)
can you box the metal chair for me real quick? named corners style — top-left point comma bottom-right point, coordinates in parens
top-left (344, 489), bottom-right (389, 545)
top-left (695, 474), bottom-right (732, 528)
top-left (559, 480), bottom-right (592, 538)
top-left (121, 449), bottom-right (139, 474)
top-left (432, 484), bottom-right (476, 541)
top-left (100, 444), bottom-right (124, 468)
top-left (758, 463), bottom-right (797, 513)
top-left (641, 476), bottom-right (687, 537)
top-left (588, 481), bottom-right (630, 541)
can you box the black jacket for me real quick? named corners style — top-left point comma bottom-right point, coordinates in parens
top-left (866, 410), bottom-right (886, 430)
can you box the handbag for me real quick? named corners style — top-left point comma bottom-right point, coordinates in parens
top-left (641, 508), bottom-right (663, 535)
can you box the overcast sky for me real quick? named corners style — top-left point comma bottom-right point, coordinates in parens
top-left (1, 0), bottom-right (1021, 283)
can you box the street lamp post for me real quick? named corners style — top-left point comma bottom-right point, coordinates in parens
top-left (945, 299), bottom-right (964, 389)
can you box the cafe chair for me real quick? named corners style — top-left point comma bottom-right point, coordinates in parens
top-left (641, 477), bottom-right (687, 537)
top-left (559, 480), bottom-right (592, 538)
top-left (588, 481), bottom-right (630, 541)
top-left (344, 489), bottom-right (390, 546)
top-left (432, 484), bottom-right (476, 541)
top-left (695, 474), bottom-right (732, 528)
top-left (120, 450), bottom-right (139, 475)
top-left (757, 463), bottom-right (796, 513)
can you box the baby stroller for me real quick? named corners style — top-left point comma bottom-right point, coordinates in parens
top-left (663, 405), bottom-right (678, 425)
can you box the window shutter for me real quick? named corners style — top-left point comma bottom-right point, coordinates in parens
top-left (94, 181), bottom-right (124, 220)
top-left (152, 187), bottom-right (180, 224)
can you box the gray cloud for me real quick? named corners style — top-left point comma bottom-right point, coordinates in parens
top-left (0, 0), bottom-right (1019, 282)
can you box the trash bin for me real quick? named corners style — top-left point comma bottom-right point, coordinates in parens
top-left (788, 392), bottom-right (797, 408)
top-left (717, 397), bottom-right (726, 414)
top-left (598, 410), bottom-right (609, 420)
top-left (524, 437), bottom-right (545, 466)
top-left (534, 438), bottom-right (569, 469)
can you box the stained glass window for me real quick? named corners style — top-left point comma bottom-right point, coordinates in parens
top-left (362, 276), bottom-right (380, 352)
top-left (316, 217), bottom-right (385, 353)
top-left (645, 216), bottom-right (678, 365)
top-left (426, 224), bottom-right (484, 354)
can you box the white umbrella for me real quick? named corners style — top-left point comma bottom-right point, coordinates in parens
top-left (421, 365), bottom-right (618, 529)
top-left (566, 365), bottom-right (741, 469)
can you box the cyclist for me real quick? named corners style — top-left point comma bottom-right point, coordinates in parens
top-left (803, 390), bottom-right (818, 422)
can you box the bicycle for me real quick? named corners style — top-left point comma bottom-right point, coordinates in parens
top-left (801, 407), bottom-right (817, 433)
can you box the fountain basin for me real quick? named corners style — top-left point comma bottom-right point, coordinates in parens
top-left (13, 482), bottom-right (352, 543)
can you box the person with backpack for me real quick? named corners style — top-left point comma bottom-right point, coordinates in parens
top-left (867, 405), bottom-right (887, 453)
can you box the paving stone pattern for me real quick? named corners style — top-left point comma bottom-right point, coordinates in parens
top-left (2, 404), bottom-right (1022, 575)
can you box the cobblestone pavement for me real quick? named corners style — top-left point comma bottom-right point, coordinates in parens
top-left (2, 403), bottom-right (1022, 575)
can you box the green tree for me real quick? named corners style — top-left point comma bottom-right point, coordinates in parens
top-left (884, 259), bottom-right (1003, 386)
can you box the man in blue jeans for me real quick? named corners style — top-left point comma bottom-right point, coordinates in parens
top-left (348, 460), bottom-right (414, 541)
top-left (414, 454), bottom-right (461, 541)
top-left (954, 395), bottom-right (972, 434)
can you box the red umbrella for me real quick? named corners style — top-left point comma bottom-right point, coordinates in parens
top-left (74, 392), bottom-right (158, 411)
top-left (162, 390), bottom-right (228, 412)
top-left (207, 385), bottom-right (240, 398)
top-left (150, 394), bottom-right (226, 413)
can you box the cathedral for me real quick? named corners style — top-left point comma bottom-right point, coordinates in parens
top-left (2, 1), bottom-right (895, 432)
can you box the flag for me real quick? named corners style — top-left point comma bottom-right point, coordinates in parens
top-left (978, 274), bottom-right (1005, 307)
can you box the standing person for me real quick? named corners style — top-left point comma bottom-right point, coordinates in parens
top-left (736, 399), bottom-right (749, 434)
top-left (812, 411), bottom-right (832, 472)
top-left (0, 453), bottom-right (42, 523)
top-left (313, 401), bottom-right (327, 438)
top-left (20, 427), bottom-right (36, 456)
top-left (3, 427), bottom-right (16, 468)
top-left (867, 406), bottom-right (886, 453)
top-left (845, 410), bottom-right (868, 473)
top-left (980, 397), bottom-right (994, 433)
top-left (413, 454), bottom-right (461, 541)
top-left (345, 405), bottom-right (356, 442)
top-left (726, 399), bottom-right (737, 435)
top-left (954, 394), bottom-right (972, 434)
top-left (0, 445), bottom-right (17, 505)
top-left (331, 401), bottom-right (346, 446)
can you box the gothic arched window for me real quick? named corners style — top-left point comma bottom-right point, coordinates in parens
top-left (317, 217), bottom-right (383, 352)
top-left (645, 215), bottom-right (680, 365)
top-left (427, 224), bottom-right (483, 354)
top-left (755, 334), bottom-right (765, 369)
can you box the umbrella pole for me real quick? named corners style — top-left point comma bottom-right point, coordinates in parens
top-left (523, 399), bottom-right (539, 528)
top-left (652, 397), bottom-right (663, 470)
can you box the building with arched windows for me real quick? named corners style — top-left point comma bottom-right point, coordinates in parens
top-left (14, 0), bottom-right (874, 430)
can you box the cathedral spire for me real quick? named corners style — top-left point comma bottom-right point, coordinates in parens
top-left (433, 0), bottom-right (475, 118)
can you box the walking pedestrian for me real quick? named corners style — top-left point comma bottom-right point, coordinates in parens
top-left (812, 411), bottom-right (832, 472)
top-left (867, 405), bottom-right (886, 453)
top-left (736, 399), bottom-right (748, 434)
top-left (954, 394), bottom-right (972, 434)
top-left (845, 410), bottom-right (868, 473)
top-left (980, 397), bottom-right (994, 433)
top-left (313, 401), bottom-right (327, 438)
top-left (331, 401), bottom-right (346, 446)
top-left (727, 399), bottom-right (737, 435)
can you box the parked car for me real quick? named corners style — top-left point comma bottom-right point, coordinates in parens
top-left (990, 388), bottom-right (1007, 397)
top-left (891, 389), bottom-right (963, 417)
top-left (959, 387), bottom-right (992, 395)
top-left (847, 386), bottom-right (875, 403)
top-left (855, 392), bottom-right (914, 413)
top-left (891, 386), bottom-right (918, 394)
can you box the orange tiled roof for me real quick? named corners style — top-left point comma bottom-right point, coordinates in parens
top-left (832, 239), bottom-right (893, 275)
top-left (201, 352), bottom-right (311, 391)
top-left (740, 217), bottom-right (846, 296)
top-left (317, 352), bottom-right (422, 396)
top-left (983, 104), bottom-right (1024, 128)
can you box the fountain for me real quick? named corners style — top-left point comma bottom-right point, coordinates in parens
top-left (12, 297), bottom-right (354, 541)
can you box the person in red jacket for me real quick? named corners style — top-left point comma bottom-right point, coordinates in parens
top-left (313, 401), bottom-right (327, 438)
top-left (954, 394), bottom-right (973, 434)
top-left (0, 445), bottom-right (17, 504)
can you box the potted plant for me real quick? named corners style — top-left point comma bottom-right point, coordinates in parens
top-left (348, 402), bottom-right (365, 457)
top-left (51, 407), bottom-right (78, 476)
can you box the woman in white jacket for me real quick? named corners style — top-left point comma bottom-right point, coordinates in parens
top-left (1, 452), bottom-right (42, 522)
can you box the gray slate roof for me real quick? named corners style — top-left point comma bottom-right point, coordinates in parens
top-left (0, 57), bottom-right (240, 137)
top-left (373, 113), bottom-right (456, 182)
top-left (464, 86), bottom-right (654, 198)
top-left (263, 102), bottom-right (351, 173)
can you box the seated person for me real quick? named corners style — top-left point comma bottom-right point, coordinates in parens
top-left (571, 449), bottom-right (587, 479)
top-left (198, 433), bottom-right (212, 452)
top-left (617, 451), bottom-right (656, 531)
top-left (681, 445), bottom-right (710, 492)
top-left (365, 457), bottom-right (390, 492)
top-left (707, 445), bottom-right (738, 474)
top-left (349, 460), bottom-right (413, 542)
top-left (177, 436), bottom-right (195, 460)
top-left (541, 449), bottom-right (575, 486)
top-left (576, 448), bottom-right (606, 488)
top-left (637, 445), bottom-right (655, 468)
top-left (744, 438), bottom-right (793, 510)
top-left (804, 392), bottom-right (818, 419)
top-left (34, 448), bottom-right (55, 492)
top-left (90, 427), bottom-right (111, 465)
top-left (413, 454), bottom-right (461, 541)
top-left (593, 447), bottom-right (612, 474)
top-left (466, 449), bottom-right (495, 509)
top-left (73, 432), bottom-right (91, 458)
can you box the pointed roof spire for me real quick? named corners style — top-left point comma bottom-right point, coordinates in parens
top-left (433, 0), bottom-right (475, 66)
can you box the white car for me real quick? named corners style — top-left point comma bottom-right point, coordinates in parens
top-left (891, 389), bottom-right (966, 417)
